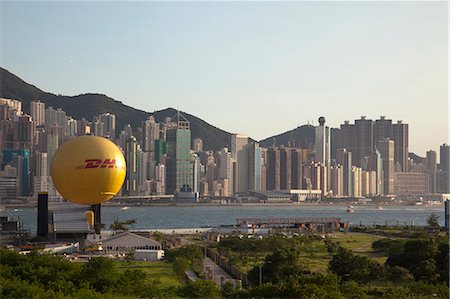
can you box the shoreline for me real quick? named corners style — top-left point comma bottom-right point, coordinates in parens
top-left (1, 202), bottom-right (444, 208)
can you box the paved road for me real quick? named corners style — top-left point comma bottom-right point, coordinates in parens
top-left (203, 257), bottom-right (234, 287)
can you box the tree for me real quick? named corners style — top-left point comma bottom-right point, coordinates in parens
top-left (179, 280), bottom-right (220, 298)
top-left (329, 247), bottom-right (384, 284)
top-left (80, 257), bottom-right (118, 293)
top-left (426, 213), bottom-right (440, 228)
top-left (248, 247), bottom-right (309, 284)
top-left (386, 266), bottom-right (413, 285)
top-left (109, 218), bottom-right (137, 234)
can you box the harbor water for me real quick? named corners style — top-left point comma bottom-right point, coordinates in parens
top-left (4, 204), bottom-right (445, 235)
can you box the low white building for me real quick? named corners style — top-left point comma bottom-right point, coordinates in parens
top-left (101, 231), bottom-right (162, 254)
top-left (135, 249), bottom-right (165, 261)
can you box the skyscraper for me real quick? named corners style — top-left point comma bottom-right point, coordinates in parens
top-left (267, 147), bottom-right (280, 190)
top-left (426, 150), bottom-right (437, 194)
top-left (141, 116), bottom-right (159, 153)
top-left (315, 117), bottom-right (331, 191)
top-left (192, 138), bottom-right (203, 152)
top-left (231, 134), bottom-right (250, 194)
top-left (166, 112), bottom-right (192, 194)
top-left (247, 142), bottom-right (262, 191)
top-left (337, 148), bottom-right (353, 197)
top-left (354, 116), bottom-right (373, 168)
top-left (99, 113), bottom-right (116, 139)
top-left (124, 136), bottom-right (139, 196)
top-left (30, 100), bottom-right (45, 127)
top-left (378, 139), bottom-right (394, 195)
top-left (393, 120), bottom-right (409, 172)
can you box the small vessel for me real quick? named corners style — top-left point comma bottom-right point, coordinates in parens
top-left (346, 207), bottom-right (354, 213)
top-left (121, 206), bottom-right (129, 211)
top-left (376, 204), bottom-right (383, 210)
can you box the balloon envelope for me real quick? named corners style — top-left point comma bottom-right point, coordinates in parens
top-left (51, 135), bottom-right (126, 205)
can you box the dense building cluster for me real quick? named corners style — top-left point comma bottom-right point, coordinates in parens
top-left (0, 98), bottom-right (449, 202)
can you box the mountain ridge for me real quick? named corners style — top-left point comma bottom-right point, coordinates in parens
top-left (0, 67), bottom-right (231, 151)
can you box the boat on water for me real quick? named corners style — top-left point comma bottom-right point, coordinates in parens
top-left (376, 205), bottom-right (383, 210)
top-left (346, 207), bottom-right (354, 213)
top-left (121, 206), bottom-right (130, 211)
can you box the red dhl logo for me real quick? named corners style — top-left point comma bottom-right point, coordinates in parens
top-left (76, 159), bottom-right (125, 170)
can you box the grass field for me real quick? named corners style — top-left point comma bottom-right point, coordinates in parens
top-left (220, 232), bottom-right (391, 275)
top-left (329, 232), bottom-right (389, 264)
top-left (116, 261), bottom-right (184, 296)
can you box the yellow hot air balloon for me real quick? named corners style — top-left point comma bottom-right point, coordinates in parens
top-left (51, 135), bottom-right (126, 205)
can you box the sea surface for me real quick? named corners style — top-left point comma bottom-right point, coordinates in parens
top-left (4, 204), bottom-right (445, 235)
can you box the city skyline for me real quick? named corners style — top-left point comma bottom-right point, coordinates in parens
top-left (0, 1), bottom-right (448, 155)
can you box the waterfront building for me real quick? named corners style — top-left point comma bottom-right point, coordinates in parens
top-left (330, 164), bottom-right (343, 197)
top-left (166, 112), bottom-right (192, 195)
top-left (290, 148), bottom-right (306, 190)
top-left (315, 117), bottom-right (331, 190)
top-left (352, 166), bottom-right (362, 198)
top-left (378, 138), bottom-right (395, 195)
top-left (247, 142), bottom-right (262, 192)
top-left (438, 144), bottom-right (449, 194)
top-left (354, 116), bottom-right (373, 168)
top-left (426, 150), bottom-right (437, 194)
top-left (30, 100), bottom-right (45, 127)
top-left (2, 149), bottom-right (30, 196)
top-left (394, 172), bottom-right (427, 195)
top-left (267, 147), bottom-right (280, 190)
top-left (231, 134), bottom-right (250, 194)
top-left (336, 148), bottom-right (352, 197)
top-left (280, 147), bottom-right (292, 190)
top-left (393, 121), bottom-right (409, 172)
top-left (217, 148), bottom-right (233, 196)
top-left (124, 136), bottom-right (139, 196)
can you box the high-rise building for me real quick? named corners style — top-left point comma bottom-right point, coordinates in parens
top-left (315, 117), bottom-right (331, 190)
top-left (267, 147), bottom-right (280, 190)
top-left (141, 116), bottom-right (159, 153)
top-left (337, 148), bottom-right (352, 196)
top-left (247, 142), bottom-right (262, 191)
top-left (426, 150), bottom-right (437, 194)
top-left (124, 136), bottom-right (139, 196)
top-left (99, 113), bottom-right (116, 139)
top-left (231, 134), bottom-right (250, 194)
top-left (378, 139), bottom-right (395, 195)
top-left (354, 116), bottom-right (373, 168)
top-left (193, 138), bottom-right (203, 152)
top-left (393, 121), bottom-right (409, 172)
top-left (440, 144), bottom-right (450, 172)
top-left (30, 100), bottom-right (45, 127)
top-left (340, 121), bottom-right (354, 157)
top-left (14, 114), bottom-right (35, 151)
top-left (166, 112), bottom-right (192, 194)
top-left (279, 147), bottom-right (292, 190)
top-left (373, 116), bottom-right (393, 145)
top-left (217, 148), bottom-right (233, 196)
top-left (290, 148), bottom-right (305, 189)
top-left (438, 144), bottom-right (450, 193)
top-left (3, 149), bottom-right (30, 196)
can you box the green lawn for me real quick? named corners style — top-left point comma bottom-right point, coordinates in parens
top-left (116, 261), bottom-right (184, 296)
top-left (329, 232), bottom-right (389, 264)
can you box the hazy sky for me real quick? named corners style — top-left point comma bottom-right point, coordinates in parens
top-left (0, 1), bottom-right (448, 156)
